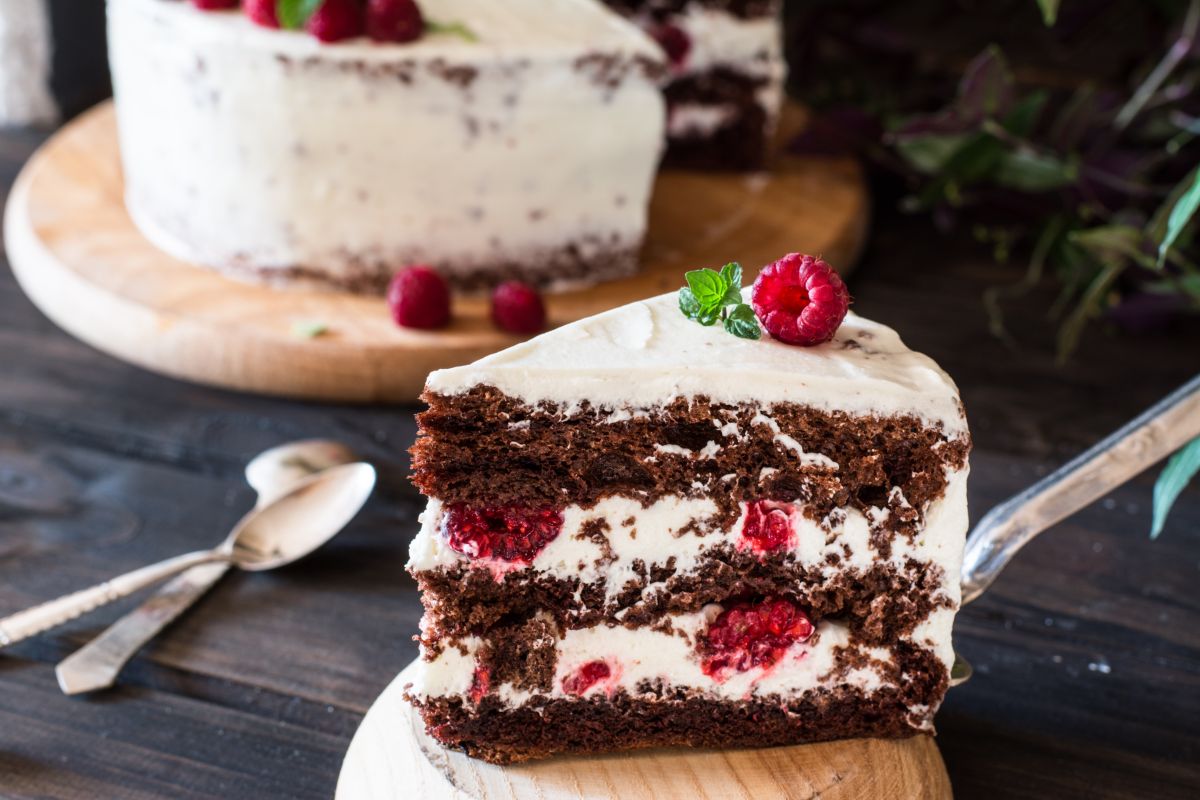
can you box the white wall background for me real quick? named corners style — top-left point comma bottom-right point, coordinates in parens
top-left (0, 0), bottom-right (56, 126)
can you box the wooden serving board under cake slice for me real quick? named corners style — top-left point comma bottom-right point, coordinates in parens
top-left (336, 661), bottom-right (952, 800)
top-left (5, 101), bottom-right (867, 404)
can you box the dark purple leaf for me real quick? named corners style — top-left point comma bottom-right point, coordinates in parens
top-left (957, 45), bottom-right (1016, 122)
top-left (1107, 291), bottom-right (1186, 333)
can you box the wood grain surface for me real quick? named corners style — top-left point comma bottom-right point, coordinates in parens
top-left (4, 101), bottom-right (866, 403)
top-left (0, 124), bottom-right (1198, 800)
top-left (336, 661), bottom-right (952, 800)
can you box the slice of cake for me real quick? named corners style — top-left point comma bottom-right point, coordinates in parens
top-left (405, 255), bottom-right (970, 763)
top-left (108, 0), bottom-right (666, 292)
top-left (605, 0), bottom-right (786, 169)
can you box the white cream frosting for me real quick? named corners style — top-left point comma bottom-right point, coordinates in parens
top-left (409, 614), bottom-right (893, 705)
top-left (410, 469), bottom-right (967, 614)
top-left (671, 4), bottom-right (785, 136)
top-left (425, 292), bottom-right (969, 436)
top-left (108, 0), bottom-right (665, 287)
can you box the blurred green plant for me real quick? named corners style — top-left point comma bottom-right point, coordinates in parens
top-left (790, 0), bottom-right (1200, 360)
top-left (1152, 434), bottom-right (1200, 538)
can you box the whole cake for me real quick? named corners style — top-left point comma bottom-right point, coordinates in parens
top-left (107, 0), bottom-right (667, 292)
top-left (606, 0), bottom-right (786, 169)
top-left (405, 255), bottom-right (970, 763)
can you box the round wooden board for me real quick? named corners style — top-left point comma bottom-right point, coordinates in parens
top-left (5, 101), bottom-right (868, 404)
top-left (336, 661), bottom-right (951, 800)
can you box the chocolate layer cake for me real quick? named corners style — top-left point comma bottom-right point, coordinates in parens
top-left (605, 0), bottom-right (785, 169)
top-left (108, 0), bottom-right (667, 292)
top-left (405, 289), bottom-right (971, 764)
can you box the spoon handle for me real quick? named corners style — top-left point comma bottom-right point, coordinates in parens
top-left (0, 549), bottom-right (225, 648)
top-left (55, 563), bottom-right (231, 695)
top-left (961, 373), bottom-right (1200, 605)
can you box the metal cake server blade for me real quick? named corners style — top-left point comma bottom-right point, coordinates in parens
top-left (949, 373), bottom-right (1200, 687)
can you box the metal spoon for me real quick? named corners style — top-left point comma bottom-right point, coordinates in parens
top-left (949, 373), bottom-right (1200, 687)
top-left (55, 440), bottom-right (357, 695)
top-left (0, 461), bottom-right (376, 651)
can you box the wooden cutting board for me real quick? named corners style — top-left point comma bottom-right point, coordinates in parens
top-left (4, 101), bottom-right (868, 404)
top-left (336, 660), bottom-right (952, 800)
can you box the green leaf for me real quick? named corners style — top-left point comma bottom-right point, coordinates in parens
top-left (685, 269), bottom-right (729, 312)
top-left (678, 287), bottom-right (701, 320)
top-left (1070, 225), bottom-right (1156, 270)
top-left (291, 320), bottom-right (328, 339)
top-left (1151, 436), bottom-right (1200, 539)
top-left (1157, 169), bottom-right (1200, 267)
top-left (1035, 0), bottom-right (1060, 25)
top-left (719, 262), bottom-right (744, 304)
top-left (893, 133), bottom-right (971, 175)
top-left (1002, 90), bottom-right (1049, 138)
top-left (277, 0), bottom-right (322, 30)
top-left (425, 19), bottom-right (479, 42)
top-left (993, 150), bottom-right (1077, 192)
top-left (695, 307), bottom-right (721, 326)
top-left (723, 304), bottom-right (761, 340)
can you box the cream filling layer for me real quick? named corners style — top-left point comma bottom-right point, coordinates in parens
top-left (408, 469), bottom-right (968, 629)
top-left (410, 613), bottom-right (894, 705)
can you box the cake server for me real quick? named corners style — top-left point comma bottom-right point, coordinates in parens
top-left (950, 372), bottom-right (1200, 686)
top-left (0, 461), bottom-right (376, 652)
top-left (54, 440), bottom-right (357, 695)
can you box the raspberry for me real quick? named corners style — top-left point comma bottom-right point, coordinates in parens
top-left (469, 666), bottom-right (490, 704)
top-left (491, 281), bottom-right (546, 334)
top-left (701, 597), bottom-right (814, 679)
top-left (740, 501), bottom-right (794, 552)
top-left (562, 660), bottom-right (612, 696)
top-left (306, 0), bottom-right (364, 42)
top-left (366, 0), bottom-right (423, 42)
top-left (750, 254), bottom-right (851, 346)
top-left (191, 0), bottom-right (238, 9)
top-left (651, 23), bottom-right (691, 68)
top-left (244, 0), bottom-right (279, 27)
top-left (443, 504), bottom-right (563, 563)
top-left (387, 265), bottom-right (451, 329)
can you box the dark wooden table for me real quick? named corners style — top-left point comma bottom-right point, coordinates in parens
top-left (0, 126), bottom-right (1197, 800)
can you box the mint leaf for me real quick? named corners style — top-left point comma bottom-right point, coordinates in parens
top-left (277, 0), bottom-right (322, 30)
top-left (685, 269), bottom-right (729, 312)
top-left (695, 307), bottom-right (720, 326)
top-left (1151, 436), bottom-right (1200, 539)
top-left (719, 262), bottom-right (744, 305)
top-left (678, 287), bottom-right (701, 320)
top-left (291, 320), bottom-right (328, 339)
top-left (723, 304), bottom-right (761, 340)
top-left (1157, 169), bottom-right (1200, 268)
top-left (426, 19), bottom-right (479, 42)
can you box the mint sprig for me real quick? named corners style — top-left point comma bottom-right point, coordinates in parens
top-left (426, 19), bottom-right (480, 42)
top-left (276, 0), bottom-right (322, 30)
top-left (678, 262), bottom-right (761, 340)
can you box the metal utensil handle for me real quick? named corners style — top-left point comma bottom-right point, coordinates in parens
top-left (0, 549), bottom-right (224, 647)
top-left (55, 563), bottom-right (231, 695)
top-left (961, 373), bottom-right (1200, 605)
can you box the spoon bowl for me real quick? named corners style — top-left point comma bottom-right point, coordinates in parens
top-left (230, 462), bottom-right (377, 571)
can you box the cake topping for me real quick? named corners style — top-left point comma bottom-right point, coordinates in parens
top-left (561, 660), bottom-right (613, 696)
top-left (388, 265), bottom-right (452, 330)
top-left (678, 262), bottom-right (761, 340)
top-left (243, 0), bottom-right (279, 26)
top-left (443, 504), bottom-right (563, 563)
top-left (740, 501), bottom-right (795, 552)
top-left (305, 0), bottom-right (365, 43)
top-left (492, 281), bottom-right (547, 334)
top-left (366, 0), bottom-right (423, 43)
top-left (701, 597), bottom-right (814, 679)
top-left (192, 0), bottom-right (238, 9)
top-left (751, 253), bottom-right (851, 346)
